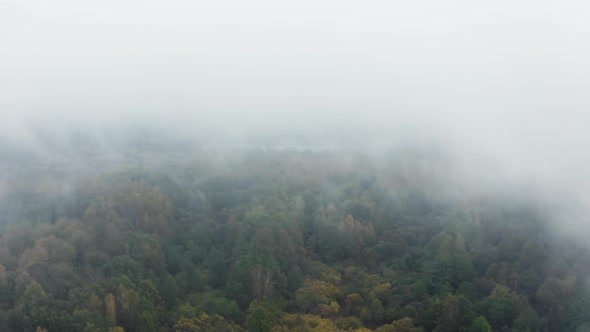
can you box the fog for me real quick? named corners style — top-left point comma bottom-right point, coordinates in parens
top-left (2, 1), bottom-right (590, 237)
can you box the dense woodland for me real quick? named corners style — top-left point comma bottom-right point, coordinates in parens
top-left (1, 144), bottom-right (589, 332)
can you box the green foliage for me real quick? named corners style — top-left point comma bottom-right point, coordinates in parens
top-left (469, 316), bottom-right (492, 332)
top-left (512, 307), bottom-right (547, 332)
top-left (0, 149), bottom-right (588, 331)
top-left (246, 301), bottom-right (279, 332)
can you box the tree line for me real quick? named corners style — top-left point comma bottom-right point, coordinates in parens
top-left (0, 148), bottom-right (588, 331)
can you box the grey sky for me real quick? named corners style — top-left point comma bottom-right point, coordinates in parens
top-left (1, 1), bottom-right (590, 183)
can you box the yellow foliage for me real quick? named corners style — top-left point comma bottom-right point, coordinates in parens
top-left (197, 312), bottom-right (211, 324)
top-left (296, 278), bottom-right (342, 313)
top-left (329, 301), bottom-right (340, 313)
top-left (104, 293), bottom-right (117, 324)
top-left (278, 314), bottom-right (373, 332)
top-left (320, 268), bottom-right (342, 285)
top-left (117, 284), bottom-right (139, 313)
top-left (173, 312), bottom-right (239, 332)
top-left (318, 301), bottom-right (340, 316)
top-left (392, 317), bottom-right (415, 331)
top-left (374, 317), bottom-right (416, 332)
top-left (373, 282), bottom-right (392, 299)
top-left (342, 215), bottom-right (374, 240)
top-left (364, 274), bottom-right (383, 288)
top-left (490, 284), bottom-right (511, 298)
top-left (307, 279), bottom-right (340, 299)
top-left (173, 317), bottom-right (199, 332)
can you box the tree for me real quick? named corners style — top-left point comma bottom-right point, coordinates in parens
top-left (512, 307), bottom-right (547, 332)
top-left (160, 274), bottom-right (180, 308)
top-left (469, 316), bottom-right (492, 332)
top-left (370, 298), bottom-right (385, 324)
top-left (432, 293), bottom-right (473, 332)
top-left (478, 285), bottom-right (522, 330)
top-left (374, 318), bottom-right (416, 332)
top-left (137, 280), bottom-right (161, 332)
top-left (335, 316), bottom-right (364, 330)
top-left (204, 247), bottom-right (227, 288)
top-left (251, 265), bottom-right (274, 301)
top-left (295, 286), bottom-right (324, 313)
top-left (345, 293), bottom-right (365, 316)
top-left (246, 301), bottom-right (278, 332)
top-left (117, 284), bottom-right (141, 331)
top-left (105, 293), bottom-right (117, 325)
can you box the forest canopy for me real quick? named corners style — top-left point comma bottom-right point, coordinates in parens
top-left (3, 1), bottom-right (590, 331)
top-left (0, 145), bottom-right (588, 332)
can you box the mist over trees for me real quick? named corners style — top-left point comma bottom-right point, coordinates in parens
top-left (3, 1), bottom-right (590, 331)
top-left (0, 138), bottom-right (589, 331)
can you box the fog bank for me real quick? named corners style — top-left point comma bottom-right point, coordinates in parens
top-left (2, 1), bottom-right (590, 238)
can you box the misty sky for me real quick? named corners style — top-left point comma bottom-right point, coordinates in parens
top-left (1, 1), bottom-right (590, 187)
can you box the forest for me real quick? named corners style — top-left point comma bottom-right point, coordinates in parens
top-left (0, 143), bottom-right (589, 332)
top-left (4, 0), bottom-right (590, 331)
